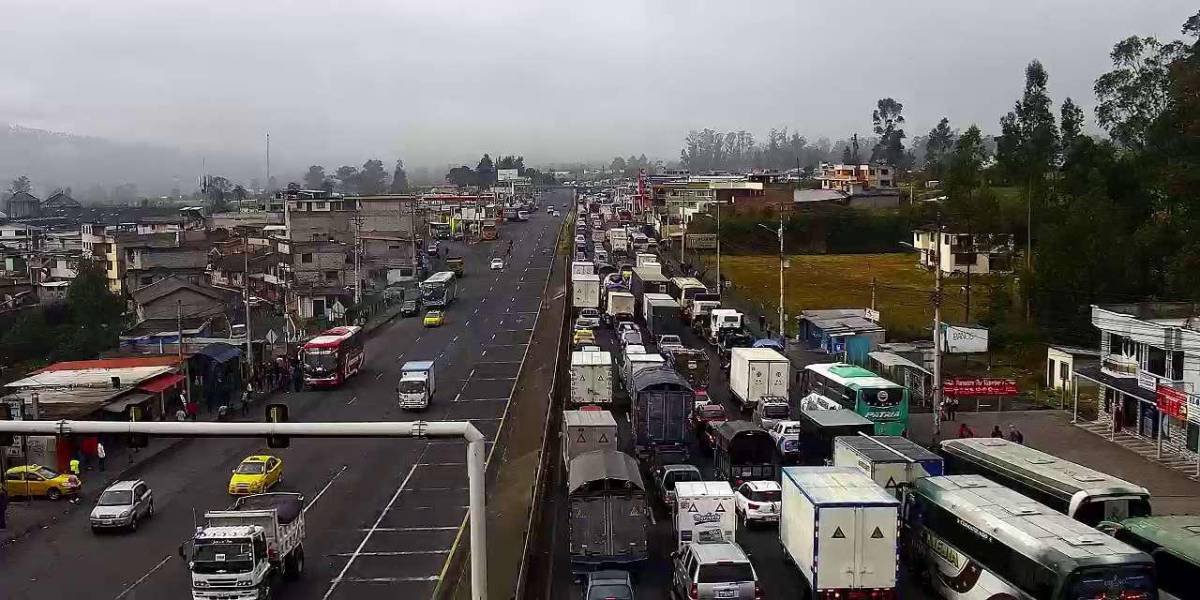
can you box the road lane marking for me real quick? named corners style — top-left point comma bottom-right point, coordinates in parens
top-left (454, 391), bottom-right (461, 402)
top-left (306, 465), bottom-right (349, 512)
top-left (355, 526), bottom-right (460, 532)
top-left (333, 576), bottom-right (440, 583)
top-left (415, 462), bottom-right (466, 466)
top-left (114, 555), bottom-right (173, 599)
top-left (329, 550), bottom-right (448, 557)
top-left (323, 448), bottom-right (427, 599)
top-left (375, 372), bottom-right (384, 379)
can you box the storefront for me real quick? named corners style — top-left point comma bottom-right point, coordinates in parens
top-left (1075, 365), bottom-right (1199, 460)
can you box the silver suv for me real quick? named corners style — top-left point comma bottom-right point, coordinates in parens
top-left (672, 542), bottom-right (759, 599)
top-left (90, 479), bottom-right (154, 532)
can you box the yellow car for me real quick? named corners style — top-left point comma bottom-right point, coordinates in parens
top-left (423, 310), bottom-right (445, 327)
top-left (572, 328), bottom-right (596, 347)
top-left (228, 455), bottom-right (283, 495)
top-left (4, 464), bottom-right (81, 500)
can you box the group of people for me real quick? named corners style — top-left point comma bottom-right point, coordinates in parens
top-left (956, 422), bottom-right (1025, 444)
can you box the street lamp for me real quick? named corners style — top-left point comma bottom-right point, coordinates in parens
top-left (757, 217), bottom-right (785, 339)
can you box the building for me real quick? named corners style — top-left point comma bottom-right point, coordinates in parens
top-left (797, 308), bottom-right (887, 364)
top-left (3, 191), bottom-right (41, 219)
top-left (355, 195), bottom-right (425, 285)
top-left (121, 233), bottom-right (211, 291)
top-left (0, 223), bottom-right (44, 250)
top-left (128, 276), bottom-right (232, 330)
top-left (1046, 345), bottom-right (1100, 394)
top-left (1074, 303), bottom-right (1200, 461)
top-left (817, 163), bottom-right (896, 193)
top-left (41, 190), bottom-right (82, 213)
top-left (912, 228), bottom-right (1015, 275)
top-left (275, 238), bottom-right (352, 322)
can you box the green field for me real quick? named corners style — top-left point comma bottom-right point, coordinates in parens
top-left (703, 253), bottom-right (969, 339)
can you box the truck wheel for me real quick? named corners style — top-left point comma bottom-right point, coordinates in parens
top-left (285, 548), bottom-right (305, 580)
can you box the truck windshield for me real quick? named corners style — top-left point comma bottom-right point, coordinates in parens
top-left (192, 541), bottom-right (254, 574)
top-left (1065, 565), bottom-right (1155, 600)
top-left (397, 380), bottom-right (426, 394)
top-left (97, 490), bottom-right (132, 506)
top-left (762, 404), bottom-right (789, 418)
top-left (587, 584), bottom-right (633, 600)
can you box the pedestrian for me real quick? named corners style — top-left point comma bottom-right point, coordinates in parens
top-left (241, 382), bottom-right (252, 417)
top-left (176, 407), bottom-right (187, 422)
top-left (186, 399), bottom-right (199, 421)
top-left (0, 485), bottom-right (8, 529)
top-left (947, 397), bottom-right (958, 421)
top-left (958, 423), bottom-right (975, 438)
top-left (96, 441), bottom-right (106, 472)
top-left (990, 425), bottom-right (1003, 438)
top-left (1007, 424), bottom-right (1024, 444)
top-left (69, 457), bottom-right (81, 476)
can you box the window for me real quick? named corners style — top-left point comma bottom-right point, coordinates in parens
top-left (140, 276), bottom-right (153, 285)
top-left (1170, 350), bottom-right (1184, 381)
top-left (954, 252), bottom-right (976, 266)
top-left (1109, 333), bottom-right (1129, 356)
top-left (1048, 359), bottom-right (1056, 386)
top-left (1060, 361), bottom-right (1069, 384)
top-left (325, 270), bottom-right (339, 281)
top-left (301, 253), bottom-right (313, 263)
top-left (1147, 346), bottom-right (1167, 377)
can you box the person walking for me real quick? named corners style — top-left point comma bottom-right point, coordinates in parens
top-left (96, 441), bottom-right (106, 472)
top-left (990, 425), bottom-right (1003, 438)
top-left (69, 457), bottom-right (81, 477)
top-left (186, 398), bottom-right (199, 421)
top-left (241, 382), bottom-right (252, 417)
top-left (946, 397), bottom-right (958, 421)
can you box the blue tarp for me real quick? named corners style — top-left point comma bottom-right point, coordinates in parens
top-left (196, 342), bottom-right (241, 364)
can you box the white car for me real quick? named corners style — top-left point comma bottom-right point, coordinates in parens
top-left (616, 321), bottom-right (639, 336)
top-left (657, 334), bottom-right (684, 351)
top-left (490, 257), bottom-right (504, 270)
top-left (734, 480), bottom-right (782, 526)
top-left (768, 420), bottom-right (802, 462)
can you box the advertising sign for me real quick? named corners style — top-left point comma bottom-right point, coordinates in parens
top-left (1156, 385), bottom-right (1188, 420)
top-left (940, 323), bottom-right (989, 354)
top-left (685, 233), bottom-right (718, 250)
top-left (497, 168), bottom-right (520, 182)
top-left (943, 378), bottom-right (1018, 397)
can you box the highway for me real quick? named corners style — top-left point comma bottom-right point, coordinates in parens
top-left (0, 189), bottom-right (572, 600)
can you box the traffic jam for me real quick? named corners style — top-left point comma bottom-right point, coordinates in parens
top-left (558, 188), bottom-right (1173, 600)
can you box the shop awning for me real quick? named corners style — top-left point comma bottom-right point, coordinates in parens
top-left (1075, 366), bottom-right (1157, 404)
top-left (103, 392), bottom-right (155, 414)
top-left (196, 342), bottom-right (241, 364)
top-left (138, 372), bottom-right (185, 394)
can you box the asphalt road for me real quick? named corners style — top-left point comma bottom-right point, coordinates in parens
top-left (0, 189), bottom-right (572, 600)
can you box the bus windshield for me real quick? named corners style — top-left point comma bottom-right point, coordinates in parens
top-left (861, 387), bottom-right (901, 407)
top-left (1065, 565), bottom-right (1155, 600)
top-left (304, 348), bottom-right (338, 371)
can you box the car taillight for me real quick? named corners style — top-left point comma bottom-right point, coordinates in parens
top-left (747, 502), bottom-right (760, 509)
top-left (755, 583), bottom-right (763, 599)
top-left (689, 583), bottom-right (699, 599)
top-left (734, 479), bottom-right (743, 487)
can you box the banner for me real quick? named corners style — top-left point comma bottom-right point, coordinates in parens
top-left (1156, 385), bottom-right (1188, 420)
top-left (943, 378), bottom-right (1018, 397)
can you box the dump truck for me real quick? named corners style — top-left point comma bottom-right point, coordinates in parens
top-left (183, 493), bottom-right (306, 600)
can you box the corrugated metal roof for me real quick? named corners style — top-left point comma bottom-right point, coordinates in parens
top-left (35, 356), bottom-right (182, 372)
top-left (6, 365), bottom-right (174, 389)
top-left (567, 450), bottom-right (644, 494)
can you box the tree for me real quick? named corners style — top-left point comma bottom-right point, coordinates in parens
top-left (496, 155), bottom-right (525, 171)
top-left (334, 166), bottom-right (359, 194)
top-left (1094, 36), bottom-right (1186, 149)
top-left (358, 159), bottom-right (388, 195)
top-left (476, 154), bottom-right (496, 187)
top-left (389, 159), bottom-right (409, 193)
top-left (610, 156), bottom-right (627, 173)
top-left (841, 145), bottom-right (853, 164)
top-left (232, 185), bottom-right (248, 202)
top-left (943, 125), bottom-right (998, 230)
top-left (446, 166), bottom-right (476, 188)
top-left (303, 165), bottom-right (326, 190)
top-left (923, 118), bottom-right (956, 178)
top-left (1059, 97), bottom-right (1086, 154)
top-left (10, 175), bottom-right (31, 194)
top-left (870, 98), bottom-right (907, 166)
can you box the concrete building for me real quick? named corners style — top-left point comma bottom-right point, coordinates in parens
top-left (274, 238), bottom-right (352, 321)
top-left (0, 223), bottom-right (44, 250)
top-left (1046, 345), bottom-right (1100, 394)
top-left (913, 228), bottom-right (1015, 275)
top-left (817, 163), bottom-right (896, 193)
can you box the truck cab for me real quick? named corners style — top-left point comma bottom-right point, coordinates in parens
top-left (183, 493), bottom-right (305, 600)
top-left (398, 361), bottom-right (436, 410)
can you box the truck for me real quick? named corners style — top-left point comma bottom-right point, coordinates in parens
top-left (630, 366), bottom-right (694, 459)
top-left (667, 277), bottom-right (708, 314)
top-left (728, 347), bottom-right (790, 410)
top-left (796, 409), bottom-right (874, 466)
top-left (674, 481), bottom-right (736, 549)
top-left (662, 347), bottom-right (710, 397)
top-left (686, 293), bottom-right (721, 332)
top-left (643, 293), bottom-right (683, 338)
top-left (629, 268), bottom-right (670, 318)
top-left (832, 435), bottom-right (944, 495)
top-left (397, 360), bottom-right (436, 410)
top-left (604, 290), bottom-right (635, 326)
top-left (571, 273), bottom-right (601, 311)
top-left (504, 206), bottom-right (520, 222)
top-left (446, 256), bottom-right (464, 277)
top-left (562, 409), bottom-right (618, 465)
top-left (606, 228), bottom-right (629, 255)
top-left (621, 352), bottom-right (665, 391)
top-left (570, 351), bottom-right (613, 406)
top-left (572, 261), bottom-right (596, 276)
top-left (567, 450), bottom-right (649, 572)
top-left (712, 421), bottom-right (776, 486)
top-left (779, 467), bottom-right (900, 597)
top-left (183, 493), bottom-right (306, 600)
top-left (705, 308), bottom-right (744, 344)
top-left (635, 252), bottom-right (660, 269)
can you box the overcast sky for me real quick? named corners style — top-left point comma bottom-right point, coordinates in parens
top-left (1, 0), bottom-right (1195, 173)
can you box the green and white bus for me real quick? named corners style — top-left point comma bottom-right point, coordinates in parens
top-left (799, 363), bottom-right (909, 435)
top-left (906, 475), bottom-right (1158, 600)
top-left (1099, 515), bottom-right (1200, 600)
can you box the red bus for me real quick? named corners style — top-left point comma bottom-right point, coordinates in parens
top-left (301, 326), bottom-right (365, 387)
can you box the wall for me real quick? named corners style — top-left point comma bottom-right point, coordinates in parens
top-left (139, 289), bottom-right (224, 321)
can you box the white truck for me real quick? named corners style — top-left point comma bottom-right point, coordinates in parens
top-left (605, 290), bottom-right (635, 325)
top-left (571, 261), bottom-right (596, 276)
top-left (729, 347), bottom-right (790, 410)
top-left (562, 409), bottom-right (618, 465)
top-left (674, 481), bottom-right (736, 550)
top-left (706, 308), bottom-right (744, 344)
top-left (183, 493), bottom-right (306, 600)
top-left (607, 228), bottom-right (629, 254)
top-left (397, 360), bottom-right (436, 410)
top-left (620, 352), bottom-right (665, 390)
top-left (571, 273), bottom-right (601, 311)
top-left (570, 350), bottom-right (613, 406)
top-left (779, 467), bottom-right (899, 597)
top-left (832, 435), bottom-right (944, 494)
top-left (635, 252), bottom-right (659, 269)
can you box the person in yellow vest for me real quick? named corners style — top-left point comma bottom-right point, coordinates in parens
top-left (69, 458), bottom-right (81, 476)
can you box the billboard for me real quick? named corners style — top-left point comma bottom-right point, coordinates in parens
top-left (497, 169), bottom-right (520, 182)
top-left (685, 233), bottom-right (718, 250)
top-left (940, 323), bottom-right (988, 354)
top-left (943, 378), bottom-right (1018, 397)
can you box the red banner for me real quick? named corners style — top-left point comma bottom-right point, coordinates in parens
top-left (1156, 385), bottom-right (1188, 420)
top-left (943, 378), bottom-right (1019, 397)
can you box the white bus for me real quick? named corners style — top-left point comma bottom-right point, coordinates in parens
top-left (907, 475), bottom-right (1157, 600)
top-left (941, 438), bottom-right (1151, 525)
top-left (420, 271), bottom-right (458, 307)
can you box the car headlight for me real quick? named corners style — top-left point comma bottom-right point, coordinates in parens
top-left (238, 580), bottom-right (254, 587)
top-left (120, 510), bottom-right (132, 517)
top-left (194, 580), bottom-right (208, 588)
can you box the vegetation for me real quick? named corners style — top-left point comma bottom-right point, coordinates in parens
top-left (443, 154), bottom-right (558, 188)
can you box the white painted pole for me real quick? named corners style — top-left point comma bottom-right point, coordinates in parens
top-left (467, 436), bottom-right (488, 600)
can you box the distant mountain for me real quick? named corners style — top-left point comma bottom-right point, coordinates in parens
top-left (0, 124), bottom-right (261, 199)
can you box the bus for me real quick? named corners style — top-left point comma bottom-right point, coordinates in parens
top-left (420, 271), bottom-right (458, 307)
top-left (1099, 516), bottom-right (1199, 600)
top-left (941, 437), bottom-right (1151, 525)
top-left (429, 221), bottom-right (452, 240)
top-left (906, 475), bottom-right (1157, 600)
top-left (799, 363), bottom-right (909, 435)
top-left (301, 325), bottom-right (365, 387)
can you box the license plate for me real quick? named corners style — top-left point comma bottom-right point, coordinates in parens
top-left (716, 589), bottom-right (736, 598)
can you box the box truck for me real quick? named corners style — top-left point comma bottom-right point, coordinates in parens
top-left (572, 261), bottom-right (596, 276)
top-left (635, 253), bottom-right (660, 269)
top-left (397, 360), bottom-right (436, 410)
top-left (570, 350), bottom-right (613, 406)
top-left (571, 273), bottom-right (601, 310)
top-left (643, 294), bottom-right (683, 338)
top-left (729, 347), bottom-right (790, 410)
top-left (832, 435), bottom-right (944, 494)
top-left (604, 290), bottom-right (635, 326)
top-left (562, 409), bottom-right (618, 465)
top-left (606, 228), bottom-right (629, 254)
top-left (779, 467), bottom-right (899, 597)
top-left (629, 268), bottom-right (670, 318)
top-left (674, 481), bottom-right (736, 549)
top-left (621, 352), bottom-right (665, 390)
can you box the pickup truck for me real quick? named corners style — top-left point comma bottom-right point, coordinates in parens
top-left (182, 493), bottom-right (306, 600)
top-left (651, 464), bottom-right (702, 508)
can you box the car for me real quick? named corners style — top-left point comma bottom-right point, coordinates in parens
top-left (423, 310), bottom-right (445, 327)
top-left (768, 420), bottom-right (802, 463)
top-left (546, 206), bottom-right (554, 214)
top-left (671, 542), bottom-right (760, 600)
top-left (752, 397), bottom-right (790, 431)
top-left (619, 330), bottom-right (643, 348)
top-left (90, 480), bottom-right (153, 532)
top-left (573, 328), bottom-right (596, 347)
top-left (426, 242), bottom-right (439, 256)
top-left (400, 299), bottom-right (419, 317)
top-left (585, 570), bottom-right (635, 600)
top-left (652, 464), bottom-right (702, 508)
top-left (616, 321), bottom-right (639, 336)
top-left (576, 308), bottom-right (601, 329)
top-left (552, 210), bottom-right (560, 217)
top-left (490, 257), bottom-right (505, 270)
top-left (228, 455), bottom-right (283, 496)
top-left (3, 464), bottom-right (81, 500)
top-left (657, 334), bottom-right (684, 351)
top-left (691, 403), bottom-right (728, 434)
top-left (734, 480), bottom-right (782, 527)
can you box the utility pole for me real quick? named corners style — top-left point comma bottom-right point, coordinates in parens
top-left (352, 216), bottom-right (362, 305)
top-left (679, 202), bottom-right (686, 267)
top-left (265, 133), bottom-right (271, 196)
top-left (243, 241), bottom-right (254, 380)
top-left (715, 198), bottom-right (722, 298)
top-left (776, 208), bottom-right (785, 338)
top-left (870, 276), bottom-right (877, 312)
top-left (932, 218), bottom-right (945, 442)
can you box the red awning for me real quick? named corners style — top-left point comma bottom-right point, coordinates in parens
top-left (138, 373), bottom-right (185, 394)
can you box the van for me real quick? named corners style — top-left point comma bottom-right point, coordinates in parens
top-left (671, 542), bottom-right (760, 599)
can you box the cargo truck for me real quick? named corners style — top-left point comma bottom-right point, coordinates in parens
top-left (674, 481), bottom-right (736, 549)
top-left (570, 351), bottom-right (613, 406)
top-left (572, 261), bottom-right (596, 276)
top-left (705, 308), bottom-right (744, 344)
top-left (562, 409), bottom-right (618, 465)
top-left (629, 268), bottom-right (670, 318)
top-left (728, 347), bottom-right (790, 411)
top-left (571, 273), bottom-right (601, 311)
top-left (635, 252), bottom-right (659, 269)
top-left (567, 450), bottom-right (649, 572)
top-left (796, 409), bottom-right (874, 466)
top-left (686, 293), bottom-right (721, 331)
top-left (604, 290), bottom-right (635, 326)
top-left (779, 467), bottom-right (899, 598)
top-left (833, 435), bottom-right (944, 495)
top-left (621, 352), bottom-right (665, 390)
top-left (667, 277), bottom-right (707, 313)
top-left (662, 347), bottom-right (710, 396)
top-left (711, 421), bottom-right (776, 486)
top-left (397, 360), bottom-right (435, 410)
top-left (182, 493), bottom-right (306, 600)
top-left (643, 294), bottom-right (683, 338)
top-left (606, 228), bottom-right (629, 255)
top-left (630, 366), bottom-right (693, 460)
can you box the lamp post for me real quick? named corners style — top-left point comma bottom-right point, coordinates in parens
top-left (757, 209), bottom-right (786, 338)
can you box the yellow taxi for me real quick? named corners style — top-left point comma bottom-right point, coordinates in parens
top-left (572, 328), bottom-right (596, 347)
top-left (4, 464), bottom-right (81, 500)
top-left (423, 310), bottom-right (445, 327)
top-left (228, 455), bottom-right (283, 495)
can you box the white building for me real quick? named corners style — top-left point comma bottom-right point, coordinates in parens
top-left (912, 228), bottom-right (1015, 275)
top-left (817, 163), bottom-right (895, 193)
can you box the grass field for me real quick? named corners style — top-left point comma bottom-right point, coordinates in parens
top-left (702, 253), bottom-right (970, 339)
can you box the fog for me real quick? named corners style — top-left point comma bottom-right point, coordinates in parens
top-left (1, 0), bottom-right (1195, 180)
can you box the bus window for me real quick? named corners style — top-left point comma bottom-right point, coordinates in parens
top-left (1074, 497), bottom-right (1152, 526)
top-left (860, 387), bottom-right (900, 408)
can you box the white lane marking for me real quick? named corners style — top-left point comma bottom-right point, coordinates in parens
top-left (472, 377), bottom-right (516, 382)
top-left (306, 465), bottom-right (349, 512)
top-left (625, 413), bottom-right (631, 424)
top-left (347, 396), bottom-right (357, 405)
top-left (452, 335), bottom-right (459, 342)
top-left (464, 320), bottom-right (470, 326)
top-left (329, 551), bottom-right (448, 557)
top-left (333, 576), bottom-right (440, 583)
top-left (481, 350), bottom-right (487, 357)
top-left (454, 391), bottom-right (461, 402)
top-left (323, 452), bottom-right (425, 599)
top-left (415, 462), bottom-right (467, 467)
top-left (375, 372), bottom-right (384, 380)
top-left (114, 555), bottom-right (173, 599)
top-left (455, 397), bottom-right (510, 403)
top-left (355, 526), bottom-right (460, 532)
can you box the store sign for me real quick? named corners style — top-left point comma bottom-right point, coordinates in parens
top-left (943, 378), bottom-right (1018, 397)
top-left (1156, 385), bottom-right (1188, 420)
top-left (1137, 371), bottom-right (1157, 391)
top-left (685, 233), bottom-right (717, 250)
